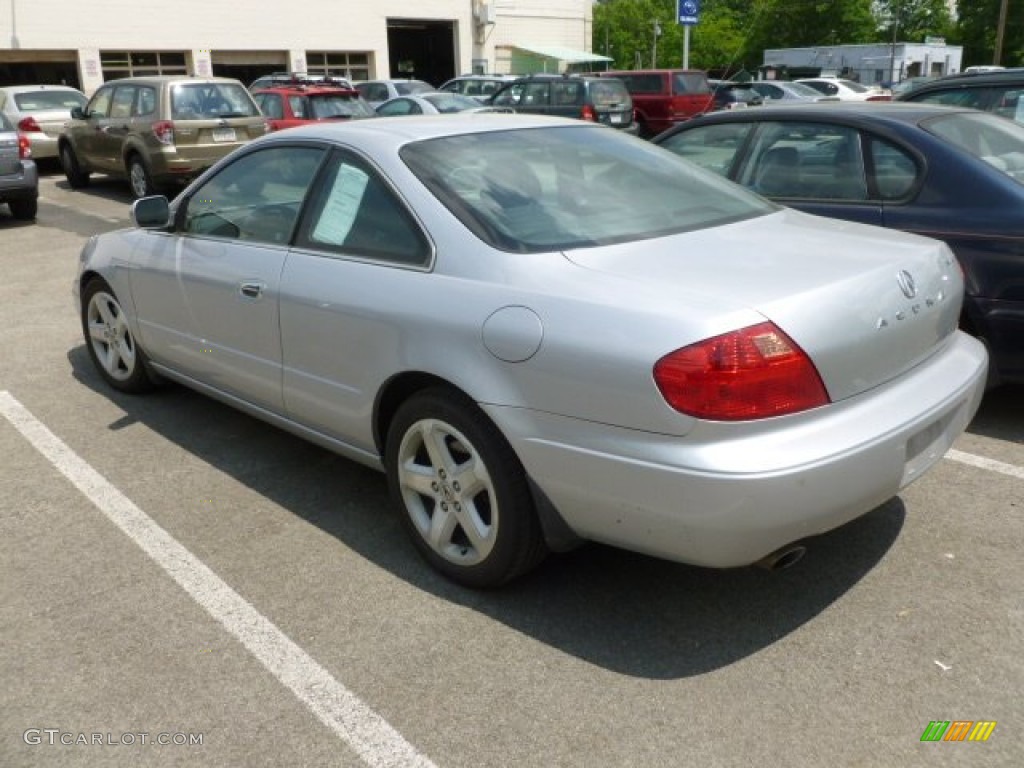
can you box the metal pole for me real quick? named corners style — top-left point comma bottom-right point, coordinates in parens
top-left (652, 20), bottom-right (659, 68)
top-left (994, 0), bottom-right (1009, 65)
top-left (889, 10), bottom-right (898, 85)
top-left (683, 26), bottom-right (690, 69)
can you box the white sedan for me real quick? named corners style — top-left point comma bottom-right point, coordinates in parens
top-left (73, 114), bottom-right (986, 587)
top-left (796, 77), bottom-right (892, 101)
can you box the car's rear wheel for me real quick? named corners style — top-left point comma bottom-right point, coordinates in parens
top-left (128, 155), bottom-right (155, 199)
top-left (8, 198), bottom-right (37, 220)
top-left (81, 279), bottom-right (156, 393)
top-left (61, 144), bottom-right (90, 188)
top-left (386, 388), bottom-right (546, 588)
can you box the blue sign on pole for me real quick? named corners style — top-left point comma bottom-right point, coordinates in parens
top-left (678, 0), bottom-right (699, 26)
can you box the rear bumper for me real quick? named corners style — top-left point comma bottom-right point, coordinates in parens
top-left (486, 331), bottom-right (987, 568)
top-left (0, 160), bottom-right (39, 200)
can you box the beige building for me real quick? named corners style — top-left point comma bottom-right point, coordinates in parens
top-left (0, 0), bottom-right (597, 92)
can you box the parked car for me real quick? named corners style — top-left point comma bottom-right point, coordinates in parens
top-left (74, 114), bottom-right (986, 587)
top-left (708, 80), bottom-right (764, 110)
top-left (796, 77), bottom-right (891, 102)
top-left (889, 76), bottom-right (938, 98)
top-left (0, 112), bottom-right (39, 221)
top-left (896, 68), bottom-right (1024, 124)
top-left (354, 79), bottom-right (434, 109)
top-left (652, 101), bottom-right (1024, 385)
top-left (252, 81), bottom-right (374, 131)
top-left (376, 92), bottom-right (512, 116)
top-left (597, 69), bottom-right (713, 137)
top-left (59, 75), bottom-right (269, 198)
top-left (0, 84), bottom-right (87, 160)
top-left (489, 74), bottom-right (636, 133)
top-left (438, 75), bottom-right (518, 102)
top-left (749, 80), bottom-right (840, 103)
top-left (248, 72), bottom-right (353, 91)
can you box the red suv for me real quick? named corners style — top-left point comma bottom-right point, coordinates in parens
top-left (598, 69), bottom-right (713, 137)
top-left (251, 79), bottom-right (375, 131)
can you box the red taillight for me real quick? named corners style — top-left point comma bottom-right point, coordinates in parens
top-left (581, 104), bottom-right (597, 122)
top-left (152, 120), bottom-right (175, 145)
top-left (18, 134), bottom-right (31, 159)
top-left (653, 322), bottom-right (830, 421)
top-left (18, 116), bottom-right (41, 133)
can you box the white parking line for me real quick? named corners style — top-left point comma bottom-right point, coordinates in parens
top-left (0, 391), bottom-right (437, 768)
top-left (946, 448), bottom-right (1024, 480)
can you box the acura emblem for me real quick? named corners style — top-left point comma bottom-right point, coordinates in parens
top-left (897, 270), bottom-right (917, 299)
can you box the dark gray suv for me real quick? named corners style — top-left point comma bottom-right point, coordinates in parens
top-left (896, 68), bottom-right (1024, 124)
top-left (489, 74), bottom-right (636, 133)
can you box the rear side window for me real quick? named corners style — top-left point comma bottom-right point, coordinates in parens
top-left (551, 81), bottom-right (582, 106)
top-left (869, 139), bottom-right (918, 199)
top-left (908, 87), bottom-right (990, 110)
top-left (619, 74), bottom-right (663, 94)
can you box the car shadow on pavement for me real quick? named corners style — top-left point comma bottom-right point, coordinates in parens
top-left (52, 176), bottom-right (137, 205)
top-left (68, 345), bottom-right (905, 680)
top-left (967, 383), bottom-right (1024, 443)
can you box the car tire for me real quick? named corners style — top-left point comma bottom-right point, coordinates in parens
top-left (61, 144), bottom-right (90, 189)
top-left (128, 155), bottom-right (156, 199)
top-left (386, 387), bottom-right (546, 588)
top-left (81, 279), bottom-right (157, 394)
top-left (8, 197), bottom-right (37, 220)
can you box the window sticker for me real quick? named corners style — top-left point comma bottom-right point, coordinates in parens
top-left (311, 163), bottom-right (369, 245)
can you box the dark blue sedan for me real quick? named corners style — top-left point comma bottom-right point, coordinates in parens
top-left (653, 102), bottom-right (1024, 386)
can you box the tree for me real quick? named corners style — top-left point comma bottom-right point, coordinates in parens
top-left (957, 0), bottom-right (1024, 67)
top-left (872, 0), bottom-right (954, 44)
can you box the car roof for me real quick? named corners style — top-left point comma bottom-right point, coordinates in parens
top-left (667, 100), bottom-right (979, 128)
top-left (0, 84), bottom-right (83, 93)
top-left (256, 113), bottom-right (594, 147)
top-left (253, 84), bottom-right (359, 96)
top-left (903, 68), bottom-right (1024, 90)
top-left (98, 75), bottom-right (246, 86)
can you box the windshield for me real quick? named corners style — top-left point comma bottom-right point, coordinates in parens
top-left (309, 94), bottom-right (375, 119)
top-left (924, 111), bottom-right (1024, 184)
top-left (14, 90), bottom-right (87, 111)
top-left (401, 125), bottom-right (774, 253)
top-left (171, 83), bottom-right (260, 119)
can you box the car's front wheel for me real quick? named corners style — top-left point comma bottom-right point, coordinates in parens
top-left (386, 388), bottom-right (546, 588)
top-left (81, 279), bottom-right (156, 393)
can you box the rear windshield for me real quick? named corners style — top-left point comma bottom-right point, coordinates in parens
top-left (401, 125), bottom-right (773, 253)
top-left (923, 111), bottom-right (1024, 184)
top-left (673, 73), bottom-right (710, 95)
top-left (171, 83), bottom-right (260, 119)
top-left (395, 81), bottom-right (434, 96)
top-left (309, 94), bottom-right (375, 119)
top-left (14, 90), bottom-right (87, 111)
top-left (589, 80), bottom-right (631, 106)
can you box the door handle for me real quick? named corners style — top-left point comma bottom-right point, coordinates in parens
top-left (239, 281), bottom-right (265, 299)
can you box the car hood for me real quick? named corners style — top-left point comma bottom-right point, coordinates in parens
top-left (563, 208), bottom-right (963, 402)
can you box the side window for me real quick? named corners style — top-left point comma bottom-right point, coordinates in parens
top-left (551, 82), bottom-right (582, 106)
top-left (87, 87), bottom-right (113, 118)
top-left (870, 138), bottom-right (918, 199)
top-left (260, 94), bottom-right (284, 119)
top-left (657, 123), bottom-right (754, 177)
top-left (368, 84), bottom-right (389, 102)
top-left (440, 81), bottom-right (459, 94)
top-left (491, 84), bottom-right (523, 107)
top-left (377, 98), bottom-right (413, 116)
top-left (298, 151), bottom-right (430, 266)
top-left (991, 87), bottom-right (1024, 122)
top-left (759, 84), bottom-right (783, 100)
top-left (135, 87), bottom-right (156, 116)
top-left (521, 82), bottom-right (550, 106)
top-left (109, 86), bottom-right (137, 119)
top-left (288, 96), bottom-right (307, 119)
top-left (183, 146), bottom-right (325, 244)
top-left (739, 122), bottom-right (868, 200)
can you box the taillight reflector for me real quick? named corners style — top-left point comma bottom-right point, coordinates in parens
top-left (653, 322), bottom-right (829, 421)
top-left (18, 134), bottom-right (31, 159)
top-left (18, 116), bottom-right (41, 133)
top-left (581, 104), bottom-right (597, 122)
top-left (152, 120), bottom-right (175, 145)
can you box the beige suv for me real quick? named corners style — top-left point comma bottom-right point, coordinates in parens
top-left (59, 75), bottom-right (269, 198)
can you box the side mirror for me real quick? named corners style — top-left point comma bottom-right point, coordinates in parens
top-left (70, 106), bottom-right (87, 120)
top-left (131, 196), bottom-right (171, 229)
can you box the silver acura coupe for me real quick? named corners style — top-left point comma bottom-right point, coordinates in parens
top-left (74, 114), bottom-right (988, 587)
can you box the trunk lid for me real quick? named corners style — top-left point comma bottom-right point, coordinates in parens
top-left (563, 209), bottom-right (963, 402)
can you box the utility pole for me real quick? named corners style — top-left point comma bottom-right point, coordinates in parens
top-left (994, 0), bottom-right (1009, 65)
top-left (652, 19), bottom-right (661, 68)
top-left (888, 3), bottom-right (899, 85)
